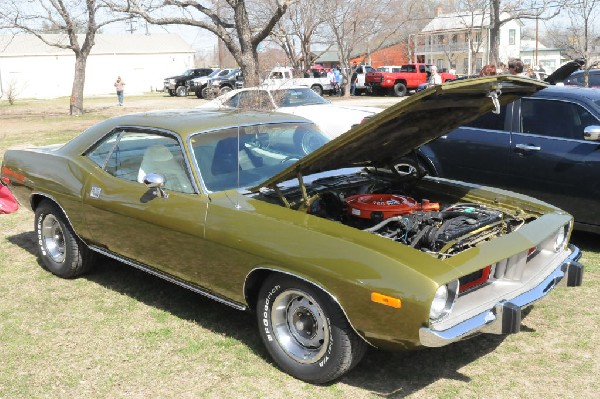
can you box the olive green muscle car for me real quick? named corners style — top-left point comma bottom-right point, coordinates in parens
top-left (1, 76), bottom-right (584, 383)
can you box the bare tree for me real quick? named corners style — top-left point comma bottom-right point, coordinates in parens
top-left (455, 1), bottom-right (491, 73)
top-left (488, 0), bottom-right (564, 65)
top-left (323, 0), bottom-right (414, 97)
top-left (267, 0), bottom-right (328, 71)
top-left (0, 0), bottom-right (128, 115)
top-left (546, 0), bottom-right (599, 63)
top-left (106, 0), bottom-right (294, 87)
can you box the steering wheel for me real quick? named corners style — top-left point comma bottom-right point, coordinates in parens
top-left (280, 156), bottom-right (300, 164)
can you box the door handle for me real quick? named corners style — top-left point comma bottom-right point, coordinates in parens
top-left (515, 144), bottom-right (541, 151)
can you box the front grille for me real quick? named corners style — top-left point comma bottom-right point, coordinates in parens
top-left (459, 266), bottom-right (491, 293)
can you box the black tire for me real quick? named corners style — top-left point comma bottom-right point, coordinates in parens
top-left (34, 201), bottom-right (95, 278)
top-left (219, 86), bottom-right (233, 96)
top-left (195, 87), bottom-right (204, 98)
top-left (175, 86), bottom-right (188, 97)
top-left (168, 89), bottom-right (176, 96)
top-left (257, 274), bottom-right (368, 383)
top-left (310, 84), bottom-right (323, 96)
top-left (202, 87), bottom-right (215, 100)
top-left (393, 82), bottom-right (407, 97)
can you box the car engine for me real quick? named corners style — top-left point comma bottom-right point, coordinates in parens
top-left (260, 172), bottom-right (527, 258)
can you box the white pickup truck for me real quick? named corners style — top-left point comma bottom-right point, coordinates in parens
top-left (263, 65), bottom-right (375, 96)
top-left (263, 67), bottom-right (333, 96)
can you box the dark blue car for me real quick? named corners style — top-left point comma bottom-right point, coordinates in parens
top-left (419, 86), bottom-right (600, 233)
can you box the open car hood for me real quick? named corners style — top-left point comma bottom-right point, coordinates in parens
top-left (251, 76), bottom-right (547, 192)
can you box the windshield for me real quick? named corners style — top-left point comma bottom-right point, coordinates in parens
top-left (182, 70), bottom-right (194, 76)
top-left (190, 122), bottom-right (329, 192)
top-left (272, 88), bottom-right (329, 107)
top-left (208, 69), bottom-right (222, 77)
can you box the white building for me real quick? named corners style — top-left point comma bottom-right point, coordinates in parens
top-left (519, 40), bottom-right (562, 73)
top-left (412, 11), bottom-right (525, 75)
top-left (0, 33), bottom-right (196, 99)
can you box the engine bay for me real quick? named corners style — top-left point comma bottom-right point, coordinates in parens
top-left (258, 171), bottom-right (530, 258)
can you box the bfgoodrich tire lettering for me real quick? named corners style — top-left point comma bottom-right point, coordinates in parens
top-left (34, 201), bottom-right (94, 278)
top-left (257, 275), bottom-right (367, 383)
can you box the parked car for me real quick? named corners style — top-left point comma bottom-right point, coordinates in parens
top-left (203, 68), bottom-right (243, 99)
top-left (163, 68), bottom-right (214, 97)
top-left (197, 86), bottom-right (382, 138)
top-left (1, 76), bottom-right (583, 383)
top-left (185, 68), bottom-right (222, 98)
top-left (419, 85), bottom-right (600, 233)
top-left (563, 69), bottom-right (600, 88)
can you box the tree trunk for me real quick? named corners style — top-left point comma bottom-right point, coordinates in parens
top-left (489, 0), bottom-right (500, 66)
top-left (238, 50), bottom-right (261, 87)
top-left (70, 54), bottom-right (87, 116)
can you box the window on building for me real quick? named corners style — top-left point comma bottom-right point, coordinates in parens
top-left (509, 29), bottom-right (516, 45)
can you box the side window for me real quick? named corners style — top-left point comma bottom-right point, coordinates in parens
top-left (86, 130), bottom-right (194, 193)
top-left (224, 93), bottom-right (241, 108)
top-left (464, 105), bottom-right (507, 131)
top-left (521, 98), bottom-right (595, 140)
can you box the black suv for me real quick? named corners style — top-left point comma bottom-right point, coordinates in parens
top-left (164, 68), bottom-right (214, 97)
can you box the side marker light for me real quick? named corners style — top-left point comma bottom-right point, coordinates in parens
top-left (371, 292), bottom-right (402, 309)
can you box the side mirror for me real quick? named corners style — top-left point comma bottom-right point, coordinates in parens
top-left (143, 173), bottom-right (169, 198)
top-left (584, 126), bottom-right (600, 141)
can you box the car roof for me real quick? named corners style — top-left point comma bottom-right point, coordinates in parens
top-left (60, 109), bottom-right (313, 155)
top-left (568, 69), bottom-right (600, 76)
top-left (533, 85), bottom-right (600, 102)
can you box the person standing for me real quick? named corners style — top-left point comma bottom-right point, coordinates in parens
top-left (350, 64), bottom-right (358, 96)
top-left (114, 76), bottom-right (125, 106)
top-left (508, 59), bottom-right (528, 76)
top-left (428, 65), bottom-right (442, 85)
top-left (333, 66), bottom-right (343, 95)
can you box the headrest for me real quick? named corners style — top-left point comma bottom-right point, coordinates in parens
top-left (145, 145), bottom-right (173, 161)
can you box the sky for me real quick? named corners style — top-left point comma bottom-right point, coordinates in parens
top-left (105, 18), bottom-right (217, 53)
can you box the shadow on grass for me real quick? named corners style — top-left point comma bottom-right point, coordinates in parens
top-left (8, 229), bottom-right (592, 397)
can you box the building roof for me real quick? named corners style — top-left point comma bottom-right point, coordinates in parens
top-left (0, 33), bottom-right (195, 57)
top-left (520, 39), bottom-right (561, 52)
top-left (421, 11), bottom-right (515, 33)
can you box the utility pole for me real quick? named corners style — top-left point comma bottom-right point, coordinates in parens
top-left (126, 18), bottom-right (136, 34)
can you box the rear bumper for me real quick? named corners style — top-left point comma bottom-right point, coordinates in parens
top-left (419, 245), bottom-right (583, 347)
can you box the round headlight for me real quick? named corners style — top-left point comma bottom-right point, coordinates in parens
top-left (553, 225), bottom-right (567, 252)
top-left (430, 285), bottom-right (448, 320)
top-left (429, 280), bottom-right (459, 322)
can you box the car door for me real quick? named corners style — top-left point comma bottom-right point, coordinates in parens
top-left (81, 128), bottom-right (211, 284)
top-left (424, 103), bottom-right (513, 186)
top-left (509, 97), bottom-right (600, 226)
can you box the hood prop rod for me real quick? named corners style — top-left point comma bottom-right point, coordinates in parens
top-left (487, 88), bottom-right (502, 114)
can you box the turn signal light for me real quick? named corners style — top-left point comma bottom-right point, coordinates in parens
top-left (371, 292), bottom-right (402, 308)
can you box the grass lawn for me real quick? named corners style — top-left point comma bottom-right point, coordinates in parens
top-left (1, 94), bottom-right (598, 398)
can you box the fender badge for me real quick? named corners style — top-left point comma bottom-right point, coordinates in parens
top-left (90, 186), bottom-right (102, 198)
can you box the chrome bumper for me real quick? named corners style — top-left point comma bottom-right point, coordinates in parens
top-left (419, 245), bottom-right (583, 347)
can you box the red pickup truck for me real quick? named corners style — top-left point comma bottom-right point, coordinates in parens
top-left (365, 63), bottom-right (456, 97)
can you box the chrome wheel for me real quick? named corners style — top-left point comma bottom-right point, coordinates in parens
top-left (271, 289), bottom-right (329, 364)
top-left (41, 214), bottom-right (65, 263)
